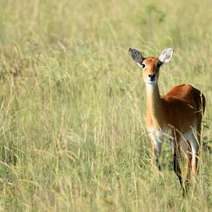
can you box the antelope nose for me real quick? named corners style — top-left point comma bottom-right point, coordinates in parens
top-left (148, 74), bottom-right (156, 81)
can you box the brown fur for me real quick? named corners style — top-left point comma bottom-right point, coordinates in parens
top-left (142, 56), bottom-right (205, 192)
top-left (142, 57), bottom-right (205, 133)
top-left (129, 47), bottom-right (206, 193)
top-left (146, 84), bottom-right (205, 133)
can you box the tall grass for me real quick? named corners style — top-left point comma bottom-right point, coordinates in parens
top-left (0, 0), bottom-right (211, 211)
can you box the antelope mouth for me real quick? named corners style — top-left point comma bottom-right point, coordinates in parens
top-left (146, 80), bottom-right (157, 85)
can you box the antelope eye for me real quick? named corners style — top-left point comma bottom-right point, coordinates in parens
top-left (137, 62), bottom-right (146, 69)
top-left (141, 63), bottom-right (145, 68)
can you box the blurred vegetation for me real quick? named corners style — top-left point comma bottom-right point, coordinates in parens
top-left (0, 0), bottom-right (211, 211)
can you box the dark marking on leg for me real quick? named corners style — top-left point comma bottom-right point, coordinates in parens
top-left (156, 157), bottom-right (161, 171)
top-left (172, 129), bottom-right (185, 195)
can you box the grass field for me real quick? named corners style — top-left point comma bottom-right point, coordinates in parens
top-left (0, 0), bottom-right (211, 211)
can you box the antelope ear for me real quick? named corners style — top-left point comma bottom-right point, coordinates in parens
top-left (128, 48), bottom-right (144, 64)
top-left (159, 48), bottom-right (174, 64)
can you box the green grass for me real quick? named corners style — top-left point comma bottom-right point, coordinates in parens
top-left (0, 0), bottom-right (211, 211)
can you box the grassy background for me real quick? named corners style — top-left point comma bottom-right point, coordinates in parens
top-left (0, 0), bottom-right (211, 211)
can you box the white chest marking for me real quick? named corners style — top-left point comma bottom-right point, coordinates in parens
top-left (148, 128), bottom-right (163, 141)
top-left (147, 127), bottom-right (173, 155)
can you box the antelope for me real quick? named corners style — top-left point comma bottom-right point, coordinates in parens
top-left (128, 47), bottom-right (206, 193)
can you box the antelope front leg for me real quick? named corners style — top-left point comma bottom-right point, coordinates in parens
top-left (152, 140), bottom-right (162, 170)
top-left (148, 129), bottom-right (162, 170)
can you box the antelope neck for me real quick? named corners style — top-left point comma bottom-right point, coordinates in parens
top-left (145, 83), bottom-right (164, 127)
